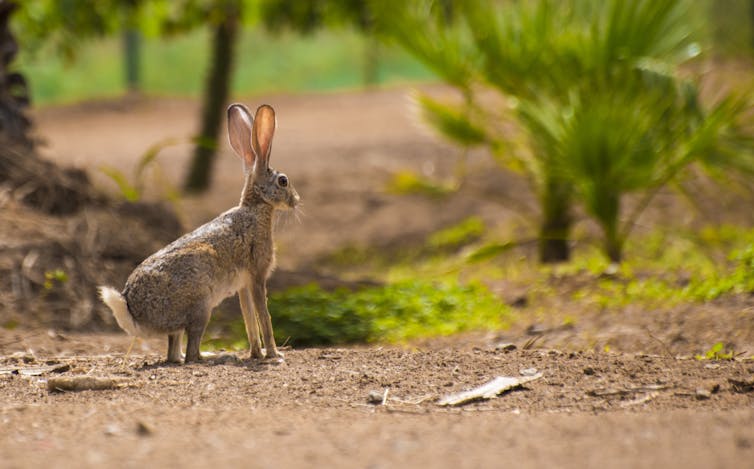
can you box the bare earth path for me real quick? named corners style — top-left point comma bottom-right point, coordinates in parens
top-left (0, 88), bottom-right (750, 467)
top-left (1, 331), bottom-right (753, 468)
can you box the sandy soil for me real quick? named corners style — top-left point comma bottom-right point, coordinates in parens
top-left (0, 87), bottom-right (751, 468)
top-left (1, 330), bottom-right (753, 469)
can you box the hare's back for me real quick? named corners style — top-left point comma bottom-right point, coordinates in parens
top-left (124, 239), bottom-right (248, 329)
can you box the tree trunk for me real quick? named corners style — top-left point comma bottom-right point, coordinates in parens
top-left (604, 236), bottom-right (622, 264)
top-left (538, 177), bottom-right (571, 263)
top-left (123, 29), bottom-right (141, 94)
top-left (363, 33), bottom-right (379, 87)
top-left (0, 1), bottom-right (31, 147)
top-left (751, 0), bottom-right (754, 50)
top-left (184, 5), bottom-right (239, 193)
top-left (599, 196), bottom-right (622, 264)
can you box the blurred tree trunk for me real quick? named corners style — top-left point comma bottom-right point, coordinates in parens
top-left (363, 33), bottom-right (379, 87)
top-left (184, 2), bottom-right (240, 193)
top-left (122, 0), bottom-right (141, 95)
top-left (356, 3), bottom-right (379, 88)
top-left (538, 178), bottom-right (571, 263)
top-left (751, 0), bottom-right (754, 49)
top-left (123, 29), bottom-right (141, 94)
top-left (0, 0), bottom-right (30, 147)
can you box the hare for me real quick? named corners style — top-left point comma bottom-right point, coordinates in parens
top-left (99, 103), bottom-right (299, 363)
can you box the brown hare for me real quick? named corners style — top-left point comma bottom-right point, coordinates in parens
top-left (99, 103), bottom-right (299, 363)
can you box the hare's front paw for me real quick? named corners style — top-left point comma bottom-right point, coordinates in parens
top-left (249, 348), bottom-right (265, 360)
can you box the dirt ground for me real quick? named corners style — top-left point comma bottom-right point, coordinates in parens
top-left (1, 331), bottom-right (753, 468)
top-left (0, 87), bottom-right (752, 467)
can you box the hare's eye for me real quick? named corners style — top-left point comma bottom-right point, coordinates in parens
top-left (277, 174), bottom-right (288, 187)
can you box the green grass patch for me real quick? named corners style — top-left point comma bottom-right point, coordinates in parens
top-left (394, 224), bottom-right (754, 320)
top-left (695, 342), bottom-right (736, 360)
top-left (263, 280), bottom-right (510, 346)
top-left (206, 225), bottom-right (754, 350)
top-left (552, 226), bottom-right (754, 309)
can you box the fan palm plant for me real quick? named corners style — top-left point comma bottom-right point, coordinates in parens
top-left (378, 0), bottom-right (753, 262)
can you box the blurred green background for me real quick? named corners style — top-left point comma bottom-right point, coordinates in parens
top-left (5, 0), bottom-right (754, 350)
top-left (18, 27), bottom-right (434, 104)
top-left (12, 0), bottom-right (754, 105)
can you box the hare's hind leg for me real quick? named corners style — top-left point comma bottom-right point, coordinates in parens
top-left (167, 331), bottom-right (183, 363)
top-left (239, 287), bottom-right (263, 359)
top-left (185, 307), bottom-right (211, 363)
top-left (251, 279), bottom-right (282, 359)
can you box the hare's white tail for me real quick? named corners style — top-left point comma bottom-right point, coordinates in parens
top-left (98, 286), bottom-right (141, 337)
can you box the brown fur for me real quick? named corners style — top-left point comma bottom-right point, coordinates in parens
top-left (99, 104), bottom-right (299, 363)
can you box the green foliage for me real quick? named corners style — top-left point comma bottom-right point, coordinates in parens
top-left (558, 226), bottom-right (754, 310)
top-left (266, 280), bottom-right (511, 346)
top-left (16, 27), bottom-right (433, 105)
top-left (2, 319), bottom-right (20, 330)
top-left (374, 0), bottom-right (475, 90)
top-left (386, 170), bottom-right (455, 198)
top-left (14, 0), bottom-right (125, 61)
top-left (259, 0), bottom-right (377, 33)
top-left (704, 0), bottom-right (754, 56)
top-left (99, 167), bottom-right (140, 202)
top-left (464, 242), bottom-right (515, 264)
top-left (428, 217), bottom-right (485, 251)
top-left (99, 137), bottom-right (182, 201)
top-left (15, 0), bottom-right (252, 57)
top-left (695, 342), bottom-right (735, 361)
top-left (204, 225), bottom-right (754, 350)
top-left (379, 0), bottom-right (754, 263)
top-left (43, 269), bottom-right (68, 290)
top-left (683, 243), bottom-right (754, 301)
top-left (415, 93), bottom-right (486, 147)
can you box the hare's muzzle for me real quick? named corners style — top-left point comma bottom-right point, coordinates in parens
top-left (288, 190), bottom-right (300, 209)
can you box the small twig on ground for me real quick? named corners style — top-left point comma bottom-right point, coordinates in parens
top-left (620, 392), bottom-right (658, 408)
top-left (522, 335), bottom-right (542, 350)
top-left (439, 373), bottom-right (543, 407)
top-left (390, 394), bottom-right (437, 406)
top-left (119, 337), bottom-right (139, 371)
top-left (588, 384), bottom-right (669, 398)
top-left (47, 375), bottom-right (131, 393)
top-left (643, 327), bottom-right (675, 359)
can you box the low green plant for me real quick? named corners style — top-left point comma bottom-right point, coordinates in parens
top-left (100, 137), bottom-right (182, 201)
top-left (695, 342), bottom-right (735, 360)
top-left (427, 216), bottom-right (485, 251)
top-left (386, 170), bottom-right (456, 198)
top-left (43, 269), bottom-right (68, 290)
top-left (464, 241), bottom-right (515, 264)
top-left (2, 319), bottom-right (20, 330)
top-left (379, 0), bottom-right (754, 264)
top-left (558, 227), bottom-right (754, 310)
top-left (264, 280), bottom-right (511, 346)
top-left (683, 243), bottom-right (754, 301)
top-left (99, 167), bottom-right (141, 201)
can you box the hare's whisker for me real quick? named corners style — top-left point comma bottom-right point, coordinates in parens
top-left (294, 207), bottom-right (305, 224)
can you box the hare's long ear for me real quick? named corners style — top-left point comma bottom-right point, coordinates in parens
top-left (252, 104), bottom-right (276, 171)
top-left (227, 103), bottom-right (255, 171)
